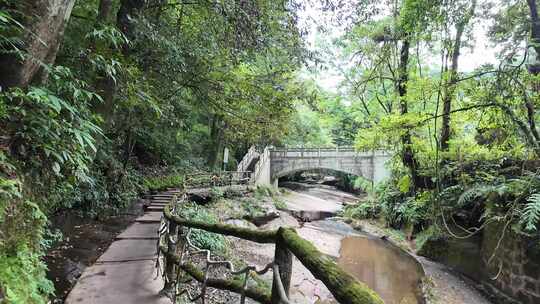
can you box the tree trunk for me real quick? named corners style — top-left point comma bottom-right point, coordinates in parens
top-left (440, 0), bottom-right (476, 151)
top-left (208, 115), bottom-right (224, 170)
top-left (525, 0), bottom-right (540, 152)
top-left (98, 0), bottom-right (113, 21)
top-left (93, 0), bottom-right (116, 126)
top-left (397, 39), bottom-right (420, 190)
top-left (0, 0), bottom-right (76, 89)
top-left (117, 0), bottom-right (145, 55)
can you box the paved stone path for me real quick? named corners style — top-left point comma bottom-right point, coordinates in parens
top-left (65, 191), bottom-right (178, 304)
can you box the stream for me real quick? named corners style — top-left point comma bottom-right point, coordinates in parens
top-left (232, 182), bottom-right (494, 304)
top-left (282, 183), bottom-right (424, 304)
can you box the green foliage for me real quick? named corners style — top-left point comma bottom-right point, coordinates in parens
top-left (0, 247), bottom-right (54, 304)
top-left (0, 8), bottom-right (24, 59)
top-left (210, 187), bottom-right (225, 201)
top-left (240, 197), bottom-right (265, 219)
top-left (255, 185), bottom-right (277, 199)
top-left (273, 198), bottom-right (287, 210)
top-left (414, 225), bottom-right (444, 250)
top-left (520, 193), bottom-right (540, 232)
top-left (0, 161), bottom-right (53, 303)
top-left (178, 202), bottom-right (228, 253)
top-left (1, 66), bottom-right (102, 185)
top-left (143, 174), bottom-right (183, 192)
top-left (342, 201), bottom-right (381, 220)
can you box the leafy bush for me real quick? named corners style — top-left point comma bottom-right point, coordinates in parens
top-left (1, 174), bottom-right (53, 304)
top-left (210, 187), bottom-right (224, 200)
top-left (254, 185), bottom-right (276, 199)
top-left (240, 197), bottom-right (265, 219)
top-left (520, 193), bottom-right (540, 232)
top-left (143, 174), bottom-right (183, 192)
top-left (342, 201), bottom-right (381, 220)
top-left (178, 202), bottom-right (228, 253)
top-left (273, 198), bottom-right (287, 210)
top-left (0, 246), bottom-right (54, 304)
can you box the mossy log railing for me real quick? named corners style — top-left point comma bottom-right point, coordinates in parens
top-left (160, 201), bottom-right (384, 304)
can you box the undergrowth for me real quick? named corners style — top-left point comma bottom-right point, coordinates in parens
top-left (177, 202), bottom-right (229, 253)
top-left (143, 174), bottom-right (183, 192)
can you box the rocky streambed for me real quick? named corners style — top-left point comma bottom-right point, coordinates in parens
top-left (228, 182), bottom-right (493, 304)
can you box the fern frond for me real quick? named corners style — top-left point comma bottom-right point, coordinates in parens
top-left (520, 193), bottom-right (540, 232)
top-left (457, 185), bottom-right (495, 206)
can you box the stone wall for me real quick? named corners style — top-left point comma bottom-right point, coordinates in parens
top-left (419, 223), bottom-right (540, 304)
top-left (481, 223), bottom-right (540, 304)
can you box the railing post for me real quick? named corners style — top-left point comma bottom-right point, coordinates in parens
top-left (163, 220), bottom-right (178, 294)
top-left (271, 228), bottom-right (292, 304)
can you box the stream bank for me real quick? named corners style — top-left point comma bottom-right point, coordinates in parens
top-left (271, 183), bottom-right (493, 304)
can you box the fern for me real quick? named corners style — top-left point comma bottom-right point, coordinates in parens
top-left (521, 193), bottom-right (540, 232)
top-left (456, 185), bottom-right (496, 207)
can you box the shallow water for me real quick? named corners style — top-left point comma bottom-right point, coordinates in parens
top-left (338, 235), bottom-right (425, 304)
top-left (281, 182), bottom-right (425, 304)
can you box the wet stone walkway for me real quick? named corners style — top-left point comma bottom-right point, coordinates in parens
top-left (64, 191), bottom-right (179, 304)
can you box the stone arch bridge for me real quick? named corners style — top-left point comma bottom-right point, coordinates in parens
top-left (237, 147), bottom-right (391, 187)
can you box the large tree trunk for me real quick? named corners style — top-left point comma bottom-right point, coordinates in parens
top-left (0, 0), bottom-right (76, 88)
top-left (525, 0), bottom-right (540, 151)
top-left (440, 0), bottom-right (476, 151)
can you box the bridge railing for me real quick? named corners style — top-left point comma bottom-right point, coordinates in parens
top-left (269, 147), bottom-right (388, 158)
top-left (252, 146), bottom-right (271, 184)
top-left (157, 193), bottom-right (384, 304)
top-left (183, 171), bottom-right (252, 188)
top-left (237, 146), bottom-right (260, 172)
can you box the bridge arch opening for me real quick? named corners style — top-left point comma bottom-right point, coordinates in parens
top-left (276, 168), bottom-right (374, 195)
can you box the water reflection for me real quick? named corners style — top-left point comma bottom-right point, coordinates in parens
top-left (337, 236), bottom-right (424, 304)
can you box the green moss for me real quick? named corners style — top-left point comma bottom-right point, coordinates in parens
top-left (417, 234), bottom-right (449, 260)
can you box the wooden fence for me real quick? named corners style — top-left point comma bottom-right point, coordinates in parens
top-left (183, 171), bottom-right (252, 188)
top-left (158, 193), bottom-right (384, 304)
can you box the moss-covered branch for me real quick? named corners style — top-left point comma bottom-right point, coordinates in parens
top-left (164, 205), bottom-right (277, 243)
top-left (160, 245), bottom-right (272, 304)
top-left (279, 227), bottom-right (384, 304)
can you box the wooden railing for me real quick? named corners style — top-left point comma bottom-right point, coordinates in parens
top-left (183, 171), bottom-right (252, 188)
top-left (158, 194), bottom-right (384, 304)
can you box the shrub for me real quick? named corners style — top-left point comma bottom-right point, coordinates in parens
top-left (342, 201), bottom-right (381, 220)
top-left (1, 176), bottom-right (54, 304)
top-left (143, 174), bottom-right (183, 192)
top-left (273, 198), bottom-right (287, 210)
top-left (210, 187), bottom-right (224, 200)
top-left (177, 202), bottom-right (228, 253)
top-left (254, 185), bottom-right (276, 199)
